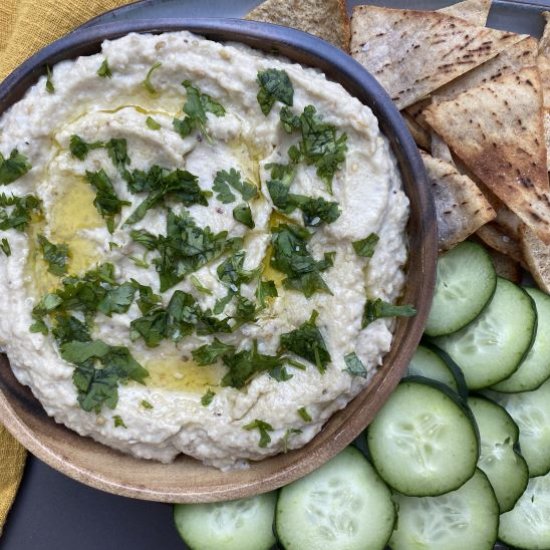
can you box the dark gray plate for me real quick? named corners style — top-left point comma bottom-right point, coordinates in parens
top-left (2, 1), bottom-right (549, 549)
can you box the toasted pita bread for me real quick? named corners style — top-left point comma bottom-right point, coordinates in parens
top-left (476, 222), bottom-right (524, 264)
top-left (350, 5), bottom-right (524, 109)
top-left (539, 11), bottom-right (550, 57)
top-left (430, 132), bottom-right (454, 165)
top-left (420, 151), bottom-right (495, 251)
top-left (438, 0), bottom-right (491, 27)
top-left (520, 223), bottom-right (550, 292)
top-left (245, 0), bottom-right (350, 51)
top-left (402, 112), bottom-right (430, 150)
top-left (485, 247), bottom-right (522, 283)
top-left (537, 14), bottom-right (550, 168)
top-left (424, 66), bottom-right (550, 244)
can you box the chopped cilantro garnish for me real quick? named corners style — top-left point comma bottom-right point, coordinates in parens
top-left (233, 294), bottom-right (257, 326)
top-left (281, 105), bottom-right (348, 193)
top-left (201, 389), bottom-right (216, 407)
top-left (269, 365), bottom-right (293, 382)
top-left (270, 224), bottom-right (333, 298)
top-left (343, 352), bottom-right (368, 378)
top-left (192, 338), bottom-right (236, 366)
top-left (232, 203), bottom-right (254, 229)
top-left (297, 407), bottom-right (312, 422)
top-left (131, 280), bottom-right (161, 314)
top-left (280, 106), bottom-right (300, 133)
top-left (0, 238), bottom-right (11, 257)
top-left (45, 66), bottom-right (55, 94)
top-left (267, 180), bottom-right (340, 227)
top-left (51, 314), bottom-right (91, 345)
top-left (124, 168), bottom-right (209, 225)
top-left (0, 193), bottom-right (41, 231)
top-left (105, 138), bottom-right (131, 174)
top-left (173, 80), bottom-right (225, 140)
top-left (60, 339), bottom-right (147, 413)
top-left (69, 135), bottom-right (104, 160)
top-left (352, 233), bottom-right (379, 258)
top-left (141, 400), bottom-right (153, 409)
top-left (142, 61), bottom-right (162, 95)
top-left (362, 299), bottom-right (417, 328)
top-left (256, 69), bottom-right (294, 115)
top-left (190, 275), bottom-right (213, 295)
top-left (243, 418), bottom-right (273, 448)
top-left (222, 341), bottom-right (284, 389)
top-left (113, 415), bottom-right (127, 428)
top-left (0, 149), bottom-right (31, 185)
top-left (146, 116), bottom-right (161, 130)
top-left (213, 168), bottom-right (258, 204)
top-left (97, 59), bottom-right (112, 78)
top-left (256, 280), bottom-right (277, 309)
top-left (282, 428), bottom-right (302, 453)
top-left (279, 310), bottom-right (331, 373)
top-left (217, 250), bottom-right (260, 290)
top-left (97, 282), bottom-right (136, 316)
top-left (85, 169), bottom-right (131, 233)
top-left (38, 234), bottom-right (69, 276)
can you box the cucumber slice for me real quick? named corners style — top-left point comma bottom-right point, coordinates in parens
top-left (491, 286), bottom-right (550, 393)
top-left (432, 278), bottom-right (537, 390)
top-left (173, 492), bottom-right (276, 550)
top-left (389, 469), bottom-right (499, 550)
top-left (367, 378), bottom-right (479, 496)
top-left (499, 470), bottom-right (550, 549)
top-left (485, 379), bottom-right (550, 477)
top-left (468, 396), bottom-right (529, 512)
top-left (275, 446), bottom-right (395, 550)
top-left (407, 343), bottom-right (467, 397)
top-left (425, 241), bottom-right (496, 337)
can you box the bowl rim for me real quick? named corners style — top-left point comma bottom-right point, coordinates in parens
top-left (0, 18), bottom-right (437, 502)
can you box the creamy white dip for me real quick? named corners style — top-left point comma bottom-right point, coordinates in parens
top-left (0, 31), bottom-right (409, 469)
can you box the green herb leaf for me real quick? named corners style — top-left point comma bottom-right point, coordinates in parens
top-left (0, 149), bottom-right (31, 185)
top-left (256, 280), bottom-right (277, 309)
top-left (269, 365), bottom-right (292, 382)
top-left (213, 169), bottom-right (257, 204)
top-left (142, 61), bottom-right (162, 95)
top-left (270, 224), bottom-right (332, 298)
top-left (362, 299), bottom-right (417, 328)
top-left (51, 314), bottom-right (91, 345)
top-left (131, 280), bottom-right (161, 314)
top-left (105, 138), bottom-right (131, 174)
top-left (352, 233), bottom-right (380, 258)
top-left (69, 135), bottom-right (104, 160)
top-left (297, 406), bottom-right (312, 422)
top-left (213, 291), bottom-right (234, 315)
top-left (243, 419), bottom-right (273, 448)
top-left (201, 389), bottom-right (216, 406)
top-left (141, 400), bottom-right (153, 409)
top-left (222, 341), bottom-right (284, 389)
top-left (0, 193), bottom-right (41, 231)
top-left (343, 352), bottom-right (368, 378)
top-left (85, 169), bottom-right (131, 233)
top-left (97, 59), bottom-right (112, 78)
top-left (97, 282), bottom-right (136, 316)
top-left (145, 116), bottom-right (161, 130)
top-left (217, 250), bottom-right (260, 289)
top-left (0, 238), bottom-right (11, 257)
top-left (279, 310), bottom-right (331, 373)
top-left (38, 234), bottom-right (69, 276)
top-left (256, 69), bottom-right (294, 115)
top-left (113, 415), bottom-right (127, 428)
top-left (173, 80), bottom-right (225, 139)
top-left (192, 338), bottom-right (236, 366)
top-left (45, 66), bottom-right (55, 94)
top-left (190, 275), bottom-right (213, 295)
top-left (232, 203), bottom-right (254, 228)
top-left (280, 106), bottom-right (300, 133)
top-left (282, 427), bottom-right (302, 453)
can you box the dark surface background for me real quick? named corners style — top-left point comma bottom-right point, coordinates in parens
top-left (1, 0), bottom-right (549, 549)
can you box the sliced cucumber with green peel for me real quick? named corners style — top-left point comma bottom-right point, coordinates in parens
top-left (367, 378), bottom-right (479, 496)
top-left (491, 286), bottom-right (550, 393)
top-left (432, 278), bottom-right (537, 390)
top-left (173, 492), bottom-right (277, 550)
top-left (499, 470), bottom-right (550, 549)
top-left (275, 446), bottom-right (395, 550)
top-left (425, 241), bottom-right (496, 337)
top-left (407, 343), bottom-right (467, 397)
top-left (389, 469), bottom-right (499, 550)
top-left (468, 396), bottom-right (528, 512)
top-left (485, 378), bottom-right (550, 477)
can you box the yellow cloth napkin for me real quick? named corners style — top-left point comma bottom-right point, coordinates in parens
top-left (0, 0), bottom-right (136, 532)
top-left (0, 0), bottom-right (136, 81)
top-left (0, 425), bottom-right (26, 535)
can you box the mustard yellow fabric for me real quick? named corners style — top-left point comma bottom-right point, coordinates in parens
top-left (0, 425), bottom-right (26, 535)
top-left (0, 0), bottom-right (137, 81)
top-left (0, 0), bottom-right (136, 532)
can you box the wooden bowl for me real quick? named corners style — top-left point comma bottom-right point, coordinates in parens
top-left (0, 19), bottom-right (437, 502)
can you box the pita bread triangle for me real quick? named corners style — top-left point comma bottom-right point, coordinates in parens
top-left (438, 0), bottom-right (491, 27)
top-left (350, 5), bottom-right (525, 109)
top-left (424, 66), bottom-right (550, 244)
